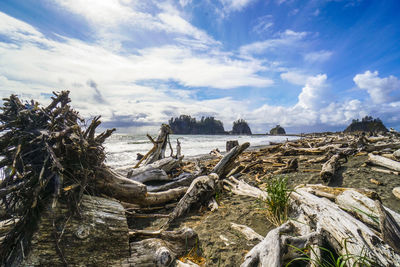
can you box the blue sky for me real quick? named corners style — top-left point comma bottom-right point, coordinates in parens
top-left (0, 0), bottom-right (400, 133)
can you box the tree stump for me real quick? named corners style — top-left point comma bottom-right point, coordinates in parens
top-left (226, 140), bottom-right (239, 152)
top-left (18, 195), bottom-right (129, 266)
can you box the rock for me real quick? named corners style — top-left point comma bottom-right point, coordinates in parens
top-left (269, 125), bottom-right (286, 135)
top-left (393, 187), bottom-right (400, 200)
top-left (168, 115), bottom-right (226, 134)
top-left (344, 116), bottom-right (388, 133)
top-left (231, 119), bottom-right (252, 135)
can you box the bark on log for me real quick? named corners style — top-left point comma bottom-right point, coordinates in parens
top-left (166, 174), bottom-right (218, 226)
top-left (320, 154), bottom-right (341, 183)
top-left (368, 153), bottom-right (400, 172)
top-left (376, 200), bottom-right (400, 254)
top-left (212, 142), bottom-right (249, 179)
top-left (17, 195), bottom-right (129, 266)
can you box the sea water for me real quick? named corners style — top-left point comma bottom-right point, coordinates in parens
top-left (104, 134), bottom-right (299, 169)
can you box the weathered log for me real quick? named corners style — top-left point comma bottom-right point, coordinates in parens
top-left (166, 174), bottom-right (218, 225)
top-left (273, 158), bottom-right (298, 174)
top-left (365, 142), bottom-right (400, 152)
top-left (371, 167), bottom-right (400, 175)
top-left (226, 140), bottom-right (239, 152)
top-left (376, 200), bottom-right (400, 254)
top-left (17, 195), bottom-right (129, 266)
top-left (148, 172), bottom-right (199, 192)
top-left (394, 149), bottom-right (400, 160)
top-left (223, 176), bottom-right (267, 200)
top-left (291, 188), bottom-right (400, 266)
top-left (230, 222), bottom-right (263, 241)
top-left (127, 227), bottom-right (198, 267)
top-left (368, 153), bottom-right (400, 172)
top-left (127, 157), bottom-right (183, 183)
top-left (212, 142), bottom-right (249, 179)
top-left (320, 154), bottom-right (342, 183)
top-left (393, 187), bottom-right (400, 200)
top-left (145, 124), bottom-right (172, 165)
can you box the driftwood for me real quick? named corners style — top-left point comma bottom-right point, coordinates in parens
top-left (368, 153), bottom-right (400, 172)
top-left (166, 174), bottom-right (219, 226)
top-left (376, 200), bottom-right (400, 254)
top-left (320, 154), bottom-right (342, 183)
top-left (19, 195), bottom-right (129, 266)
top-left (224, 179), bottom-right (400, 266)
top-left (393, 187), bottom-right (400, 200)
top-left (394, 149), bottom-right (400, 159)
top-left (273, 158), bottom-right (298, 174)
top-left (230, 222), bottom-right (263, 241)
top-left (212, 142), bottom-right (250, 178)
top-left (226, 140), bottom-right (239, 152)
top-left (145, 124), bottom-right (173, 165)
top-left (127, 157), bottom-right (183, 183)
top-left (127, 227), bottom-right (198, 267)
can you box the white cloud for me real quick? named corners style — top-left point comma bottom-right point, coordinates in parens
top-left (304, 50), bottom-right (332, 62)
top-left (280, 71), bottom-right (309, 85)
top-left (296, 74), bottom-right (329, 110)
top-left (219, 0), bottom-right (255, 12)
top-left (252, 15), bottom-right (274, 35)
top-left (240, 30), bottom-right (307, 55)
top-left (353, 70), bottom-right (400, 104)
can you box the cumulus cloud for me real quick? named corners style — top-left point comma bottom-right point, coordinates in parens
top-left (296, 74), bottom-right (329, 110)
top-left (280, 71), bottom-right (309, 85)
top-left (353, 70), bottom-right (400, 104)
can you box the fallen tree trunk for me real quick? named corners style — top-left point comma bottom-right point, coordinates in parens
top-left (16, 195), bottom-right (130, 266)
top-left (145, 124), bottom-right (172, 165)
top-left (127, 157), bottom-right (183, 183)
top-left (166, 174), bottom-right (218, 226)
top-left (224, 180), bottom-right (400, 266)
top-left (320, 154), bottom-right (342, 183)
top-left (212, 142), bottom-right (249, 179)
top-left (368, 153), bottom-right (400, 172)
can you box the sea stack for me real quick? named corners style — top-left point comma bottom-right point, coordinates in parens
top-left (269, 125), bottom-right (286, 135)
top-left (344, 116), bottom-right (388, 133)
top-left (231, 119), bottom-right (252, 135)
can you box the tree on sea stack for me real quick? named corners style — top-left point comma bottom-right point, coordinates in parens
top-left (231, 119), bottom-right (252, 135)
top-left (269, 124), bottom-right (286, 135)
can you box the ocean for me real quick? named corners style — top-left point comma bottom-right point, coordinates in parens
top-left (104, 134), bottom-right (299, 170)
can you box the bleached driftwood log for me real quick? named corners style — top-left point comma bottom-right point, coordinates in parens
top-left (368, 153), bottom-right (400, 172)
top-left (145, 124), bottom-right (173, 165)
top-left (230, 222), bottom-right (263, 241)
top-left (393, 187), bottom-right (400, 200)
top-left (224, 180), bottom-right (400, 266)
top-left (166, 174), bottom-right (218, 225)
top-left (127, 157), bottom-right (183, 183)
top-left (212, 142), bottom-right (249, 178)
top-left (127, 227), bottom-right (198, 267)
top-left (394, 149), bottom-right (400, 160)
top-left (223, 176), bottom-right (267, 200)
top-left (320, 154), bottom-right (342, 183)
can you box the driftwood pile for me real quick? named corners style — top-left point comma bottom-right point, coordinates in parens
top-left (1, 92), bottom-right (400, 266)
top-left (0, 92), bottom-right (249, 266)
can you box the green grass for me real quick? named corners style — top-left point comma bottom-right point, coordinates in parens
top-left (285, 239), bottom-right (374, 267)
top-left (264, 175), bottom-right (292, 226)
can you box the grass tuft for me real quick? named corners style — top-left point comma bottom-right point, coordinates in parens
top-left (264, 175), bottom-right (292, 226)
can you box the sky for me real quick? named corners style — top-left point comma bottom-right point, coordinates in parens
top-left (0, 0), bottom-right (400, 134)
